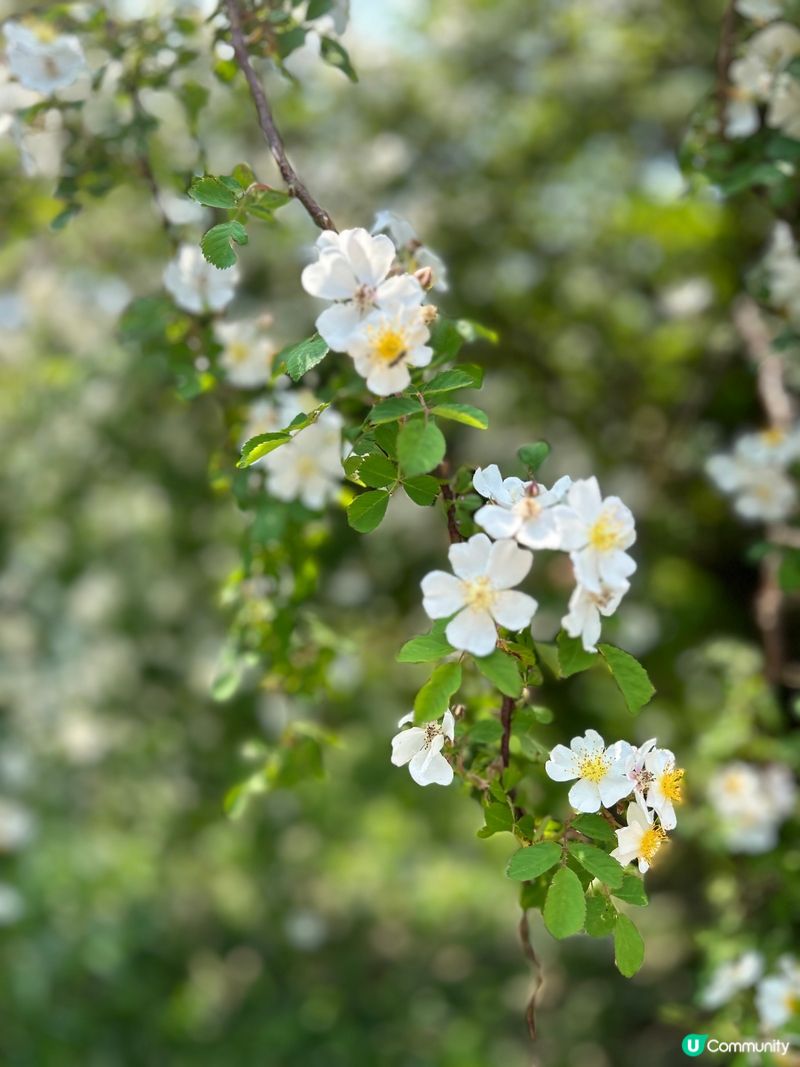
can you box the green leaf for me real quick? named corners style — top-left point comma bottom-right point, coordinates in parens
top-left (429, 317), bottom-right (465, 361)
top-left (346, 490), bottom-right (390, 533)
top-left (611, 872), bottom-right (648, 907)
top-left (557, 631), bottom-right (599, 677)
top-left (413, 662), bottom-right (462, 724)
top-left (478, 802), bottom-right (514, 837)
top-left (200, 221), bottom-right (248, 269)
top-left (369, 397), bottom-right (423, 424)
top-left (585, 893), bottom-right (617, 938)
top-left (396, 630), bottom-right (454, 663)
top-left (397, 420), bottom-right (446, 477)
top-left (319, 36), bottom-right (358, 81)
top-left (456, 319), bottom-right (499, 344)
top-left (543, 866), bottom-right (586, 939)
top-left (468, 719), bottom-right (504, 744)
top-left (517, 441), bottom-right (551, 472)
top-left (246, 187), bottom-right (292, 221)
top-left (566, 842), bottom-right (624, 888)
top-left (421, 365), bottom-right (484, 395)
top-left (276, 25), bottom-right (307, 59)
top-left (430, 403), bottom-right (489, 430)
top-left (598, 644), bottom-right (655, 713)
top-left (307, 0), bottom-right (334, 17)
top-left (354, 453), bottom-right (398, 489)
top-left (188, 174), bottom-right (241, 208)
top-left (571, 813), bottom-right (617, 847)
top-left (278, 335), bottom-right (330, 382)
top-left (614, 913), bottom-right (645, 977)
top-left (237, 431), bottom-right (291, 468)
top-left (506, 841), bottom-right (563, 881)
top-left (474, 648), bottom-right (523, 695)
top-left (402, 474), bottom-right (440, 506)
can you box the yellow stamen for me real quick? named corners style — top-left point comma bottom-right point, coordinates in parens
top-left (578, 753), bottom-right (609, 783)
top-left (518, 497), bottom-right (542, 519)
top-left (464, 576), bottom-right (496, 611)
top-left (761, 427), bottom-right (785, 446)
top-left (228, 341), bottom-right (250, 364)
top-left (659, 766), bottom-right (684, 805)
top-left (785, 993), bottom-right (800, 1016)
top-left (370, 327), bottom-right (407, 364)
top-left (587, 515), bottom-right (624, 552)
top-left (640, 826), bottom-right (667, 864)
top-left (295, 456), bottom-right (318, 478)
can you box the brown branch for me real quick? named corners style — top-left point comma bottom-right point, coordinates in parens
top-left (224, 0), bottom-right (337, 232)
top-left (500, 695), bottom-right (514, 768)
top-left (519, 910), bottom-right (544, 1041)
top-left (439, 481), bottom-right (465, 543)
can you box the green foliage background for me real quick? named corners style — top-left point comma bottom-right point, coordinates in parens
top-left (0, 1), bottom-right (797, 1064)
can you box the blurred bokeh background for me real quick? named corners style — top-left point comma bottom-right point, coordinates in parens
top-left (1, 0), bottom-right (798, 1064)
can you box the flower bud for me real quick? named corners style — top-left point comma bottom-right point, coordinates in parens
top-left (420, 303), bottom-right (438, 325)
top-left (414, 266), bottom-right (434, 290)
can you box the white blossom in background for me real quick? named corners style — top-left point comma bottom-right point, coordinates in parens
top-left (545, 729), bottom-right (631, 812)
top-left (610, 801), bottom-right (667, 873)
top-left (420, 533), bottom-right (537, 657)
top-left (301, 227), bottom-right (423, 350)
top-left (390, 710), bottom-right (455, 786)
top-left (241, 389), bottom-right (318, 448)
top-left (561, 579), bottom-right (630, 653)
top-left (763, 221), bottom-right (800, 322)
top-left (701, 951), bottom-right (764, 1009)
top-left (726, 23), bottom-right (800, 138)
top-left (708, 761), bottom-right (796, 853)
top-left (0, 798), bottom-right (34, 851)
top-left (214, 317), bottom-right (277, 388)
top-left (371, 210), bottom-right (449, 291)
top-left (163, 244), bottom-right (239, 314)
top-left (706, 439), bottom-right (797, 523)
top-left (735, 0), bottom-right (783, 18)
top-left (769, 71), bottom-right (800, 138)
top-left (756, 957), bottom-right (800, 1029)
top-left (347, 303), bottom-right (432, 395)
top-left (3, 22), bottom-right (86, 94)
top-left (473, 465), bottom-right (572, 548)
top-left (261, 408), bottom-right (345, 510)
top-left (551, 476), bottom-right (637, 593)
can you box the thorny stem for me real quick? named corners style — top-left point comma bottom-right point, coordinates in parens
top-left (224, 0), bottom-right (337, 232)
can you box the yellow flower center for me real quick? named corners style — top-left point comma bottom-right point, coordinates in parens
top-left (518, 497), bottom-right (542, 519)
top-left (295, 456), bottom-right (318, 478)
top-left (464, 576), bottom-right (496, 611)
top-left (228, 341), bottom-right (251, 364)
top-left (785, 993), bottom-right (800, 1016)
top-left (659, 766), bottom-right (684, 804)
top-left (587, 515), bottom-right (624, 552)
top-left (640, 826), bottom-right (666, 864)
top-left (761, 427), bottom-right (785, 446)
top-left (578, 753), bottom-right (609, 783)
top-left (370, 326), bottom-right (408, 364)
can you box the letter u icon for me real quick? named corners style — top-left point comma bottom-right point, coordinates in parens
top-left (682, 1034), bottom-right (709, 1056)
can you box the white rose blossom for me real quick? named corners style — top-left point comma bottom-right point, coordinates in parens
top-left (551, 476), bottom-right (637, 593)
top-left (421, 533), bottom-right (537, 657)
top-left (300, 227), bottom-right (424, 351)
top-left (701, 951), bottom-right (764, 1009)
top-left (261, 408), bottom-right (345, 510)
top-left (561, 579), bottom-right (630, 653)
top-left (610, 801), bottom-right (668, 873)
top-left (756, 957), bottom-right (800, 1029)
top-left (472, 464), bottom-right (572, 548)
top-left (346, 303), bottom-right (432, 396)
top-left (545, 729), bottom-right (631, 813)
top-left (4, 22), bottom-right (86, 95)
top-left (214, 317), bottom-right (277, 388)
top-left (163, 243), bottom-right (239, 314)
top-left (391, 710), bottom-right (455, 786)
top-left (706, 441), bottom-right (797, 523)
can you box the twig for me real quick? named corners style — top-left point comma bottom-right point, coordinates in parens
top-left (519, 910), bottom-right (544, 1041)
top-left (500, 695), bottom-right (514, 768)
top-left (440, 481), bottom-right (465, 543)
top-left (224, 0), bottom-right (337, 232)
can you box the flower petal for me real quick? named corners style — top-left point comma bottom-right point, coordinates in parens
top-left (474, 504), bottom-right (520, 540)
top-left (445, 606), bottom-right (497, 656)
top-left (448, 533), bottom-right (493, 580)
top-left (492, 590), bottom-right (538, 631)
top-left (486, 539), bottom-right (533, 589)
top-left (568, 778), bottom-right (602, 813)
top-left (420, 571), bottom-right (466, 618)
top-left (315, 303), bottom-right (363, 351)
top-left (390, 727), bottom-right (426, 767)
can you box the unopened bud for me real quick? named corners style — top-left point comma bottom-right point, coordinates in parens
top-left (420, 303), bottom-right (439, 325)
top-left (452, 703), bottom-right (466, 719)
top-left (414, 266), bottom-right (434, 290)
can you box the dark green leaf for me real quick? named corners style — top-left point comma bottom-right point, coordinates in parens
top-left (611, 872), bottom-right (648, 907)
top-left (402, 474), bottom-right (440, 506)
top-left (278, 334), bottom-right (330, 381)
top-left (369, 397), bottom-right (423, 424)
top-left (517, 441), bottom-right (551, 472)
top-left (319, 36), bottom-right (358, 81)
top-left (354, 453), bottom-right (398, 489)
top-left (571, 813), bottom-right (617, 847)
top-left (567, 842), bottom-right (624, 888)
top-left (543, 866), bottom-right (586, 939)
top-left (598, 644), bottom-right (655, 713)
top-left (614, 913), bottom-right (645, 977)
top-left (477, 802), bottom-right (514, 837)
top-left (397, 420), bottom-right (446, 477)
top-left (468, 719), bottom-right (504, 744)
top-left (413, 662), bottom-right (462, 723)
top-left (474, 648), bottom-right (523, 695)
top-left (346, 490), bottom-right (390, 533)
top-left (188, 174), bottom-right (240, 208)
top-left (585, 893), bottom-right (617, 938)
top-left (557, 631), bottom-right (599, 677)
top-left (506, 841), bottom-right (563, 881)
top-left (421, 365), bottom-right (484, 395)
top-left (200, 220), bottom-right (248, 269)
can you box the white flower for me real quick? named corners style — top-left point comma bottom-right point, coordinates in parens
top-left (371, 210), bottom-right (417, 249)
top-left (768, 71), bottom-right (800, 137)
top-left (643, 747), bottom-right (684, 830)
top-left (421, 533), bottom-right (537, 657)
top-left (706, 449), bottom-right (797, 522)
top-left (756, 958), bottom-right (800, 1029)
top-left (261, 408), bottom-right (344, 510)
top-left (701, 951), bottom-right (764, 1009)
top-left (725, 96), bottom-right (761, 138)
top-left (163, 244), bottom-right (239, 314)
top-left (545, 729), bottom-right (632, 813)
top-left (764, 222), bottom-right (800, 319)
top-left (551, 477), bottom-right (636, 594)
top-left (610, 801), bottom-right (667, 873)
top-left (4, 22), bottom-right (86, 94)
top-left (371, 210), bottom-right (449, 291)
top-left (0, 798), bottom-right (34, 851)
top-left (619, 737), bottom-right (658, 809)
top-left (391, 710), bottom-right (455, 786)
top-left (215, 318), bottom-right (277, 388)
top-left (300, 227), bottom-right (423, 350)
top-left (707, 761), bottom-right (795, 854)
top-left (473, 465), bottom-right (572, 548)
top-left (738, 425), bottom-right (800, 467)
top-left (346, 303), bottom-right (432, 395)
top-left (736, 0), bottom-right (783, 18)
top-left (561, 579), bottom-right (630, 653)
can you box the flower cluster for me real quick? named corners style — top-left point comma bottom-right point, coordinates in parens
top-left (706, 425), bottom-right (800, 522)
top-left (701, 950), bottom-right (800, 1031)
top-left (707, 760), bottom-right (796, 853)
top-left (546, 730), bottom-right (684, 872)
top-left (300, 225), bottom-right (436, 396)
top-left (725, 21), bottom-right (800, 139)
top-left (421, 469), bottom-right (636, 655)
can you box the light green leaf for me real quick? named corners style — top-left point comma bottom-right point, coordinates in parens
top-left (567, 842), bottom-right (624, 888)
top-left (474, 648), bottom-right (523, 695)
top-left (614, 912), bottom-right (645, 977)
top-left (421, 365), bottom-right (484, 395)
top-left (598, 644), bottom-right (655, 713)
top-left (456, 318), bottom-right (499, 344)
top-left (413, 662), bottom-right (462, 724)
top-left (506, 841), bottom-right (563, 881)
top-left (369, 397), bottom-right (423, 425)
top-left (278, 334), bottom-right (330, 382)
top-left (557, 630), bottom-right (599, 677)
top-left (402, 474), bottom-right (440, 506)
top-left (611, 872), bottom-right (648, 907)
top-left (543, 866), bottom-right (586, 939)
top-left (346, 490), bottom-right (390, 533)
top-left (477, 801), bottom-right (514, 837)
top-left (468, 719), bottom-right (504, 744)
top-left (200, 221), bottom-right (248, 269)
top-left (430, 402), bottom-right (489, 429)
top-left (188, 174), bottom-right (241, 208)
top-left (237, 431), bottom-right (291, 468)
top-left (396, 630), bottom-right (454, 663)
top-left (397, 420), bottom-right (446, 477)
top-left (246, 187), bottom-right (292, 221)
